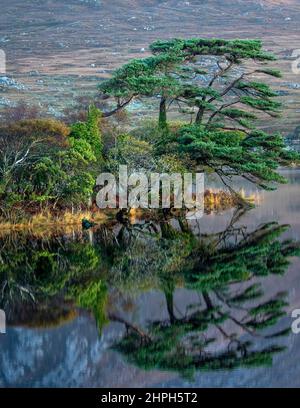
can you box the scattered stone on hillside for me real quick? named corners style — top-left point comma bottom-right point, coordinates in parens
top-left (287, 125), bottom-right (300, 142)
top-left (29, 70), bottom-right (40, 76)
top-left (47, 105), bottom-right (64, 118)
top-left (0, 36), bottom-right (9, 43)
top-left (0, 76), bottom-right (26, 91)
top-left (281, 82), bottom-right (300, 89)
top-left (276, 90), bottom-right (290, 96)
top-left (126, 100), bottom-right (144, 112)
top-left (78, 0), bottom-right (101, 5)
top-left (0, 97), bottom-right (16, 107)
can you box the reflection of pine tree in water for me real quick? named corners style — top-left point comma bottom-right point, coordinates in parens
top-left (0, 211), bottom-right (300, 377)
top-left (111, 214), bottom-right (300, 378)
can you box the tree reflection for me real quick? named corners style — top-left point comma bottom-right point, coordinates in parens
top-left (0, 211), bottom-right (299, 378)
top-left (109, 215), bottom-right (300, 378)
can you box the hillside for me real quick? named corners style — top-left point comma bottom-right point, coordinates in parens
top-left (0, 0), bottom-right (300, 133)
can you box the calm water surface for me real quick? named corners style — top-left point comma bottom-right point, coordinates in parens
top-left (1, 170), bottom-right (300, 388)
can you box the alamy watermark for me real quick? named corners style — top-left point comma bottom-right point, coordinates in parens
top-left (292, 309), bottom-right (300, 334)
top-left (0, 49), bottom-right (6, 74)
top-left (0, 309), bottom-right (5, 334)
top-left (96, 165), bottom-right (204, 219)
top-left (291, 49), bottom-right (300, 75)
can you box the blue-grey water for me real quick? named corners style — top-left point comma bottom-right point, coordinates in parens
top-left (1, 169), bottom-right (300, 388)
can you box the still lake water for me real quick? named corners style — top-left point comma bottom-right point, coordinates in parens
top-left (1, 169), bottom-right (300, 388)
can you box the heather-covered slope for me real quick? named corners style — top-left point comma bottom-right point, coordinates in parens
top-left (0, 0), bottom-right (299, 132)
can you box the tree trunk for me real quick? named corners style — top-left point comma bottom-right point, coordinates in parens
top-left (165, 290), bottom-right (175, 324)
top-left (202, 292), bottom-right (213, 310)
top-left (159, 96), bottom-right (167, 128)
top-left (195, 107), bottom-right (204, 125)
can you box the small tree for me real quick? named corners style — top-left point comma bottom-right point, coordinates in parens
top-left (70, 105), bottom-right (103, 161)
top-left (0, 119), bottom-right (69, 194)
top-left (0, 116), bottom-right (99, 212)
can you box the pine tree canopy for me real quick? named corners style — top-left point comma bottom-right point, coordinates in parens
top-left (97, 37), bottom-right (300, 193)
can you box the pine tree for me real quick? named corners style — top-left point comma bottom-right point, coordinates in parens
top-left (98, 38), bottom-right (300, 193)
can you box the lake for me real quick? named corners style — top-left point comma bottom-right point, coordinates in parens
top-left (1, 169), bottom-right (300, 388)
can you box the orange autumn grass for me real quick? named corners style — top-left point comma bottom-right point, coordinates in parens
top-left (0, 209), bottom-right (107, 233)
top-left (0, 189), bottom-right (261, 232)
